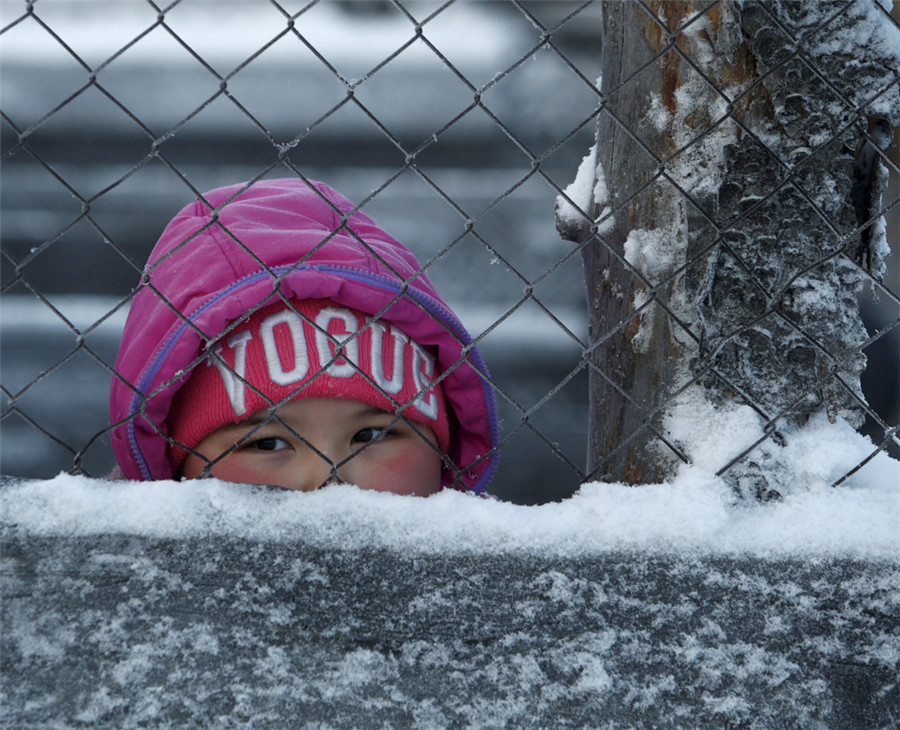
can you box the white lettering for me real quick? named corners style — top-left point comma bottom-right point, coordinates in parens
top-left (410, 341), bottom-right (438, 420)
top-left (208, 329), bottom-right (253, 416)
top-left (370, 321), bottom-right (408, 395)
top-left (315, 307), bottom-right (359, 378)
top-left (203, 308), bottom-right (437, 421)
top-left (260, 310), bottom-right (309, 385)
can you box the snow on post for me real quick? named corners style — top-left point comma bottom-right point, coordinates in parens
top-left (556, 0), bottom-right (900, 495)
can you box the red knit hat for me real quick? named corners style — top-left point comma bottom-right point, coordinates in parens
top-left (166, 299), bottom-right (450, 473)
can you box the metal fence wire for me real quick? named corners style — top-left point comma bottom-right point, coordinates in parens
top-left (1, 0), bottom-right (898, 504)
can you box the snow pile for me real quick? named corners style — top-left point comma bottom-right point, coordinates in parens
top-left (555, 142), bottom-right (615, 236)
top-left (4, 402), bottom-right (898, 558)
top-left (4, 465), bottom-right (897, 558)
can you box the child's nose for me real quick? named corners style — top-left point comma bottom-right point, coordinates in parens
top-left (288, 450), bottom-right (342, 492)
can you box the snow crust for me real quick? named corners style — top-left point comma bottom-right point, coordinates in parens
top-left (4, 403), bottom-right (897, 559)
top-left (555, 143), bottom-right (615, 235)
top-left (5, 523), bottom-right (897, 729)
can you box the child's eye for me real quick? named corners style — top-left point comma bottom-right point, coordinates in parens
top-left (246, 437), bottom-right (290, 452)
top-left (352, 427), bottom-right (389, 444)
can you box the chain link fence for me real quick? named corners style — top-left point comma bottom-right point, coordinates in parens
top-left (1, 0), bottom-right (898, 504)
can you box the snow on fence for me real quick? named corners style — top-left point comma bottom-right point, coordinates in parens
top-left (1, 1), bottom-right (900, 726)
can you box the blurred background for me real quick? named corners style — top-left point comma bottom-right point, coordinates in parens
top-left (1, 0), bottom-right (897, 503)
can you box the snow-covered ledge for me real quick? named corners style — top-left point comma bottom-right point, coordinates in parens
top-left (3, 431), bottom-right (900, 729)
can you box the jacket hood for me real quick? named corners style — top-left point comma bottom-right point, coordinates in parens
top-left (109, 178), bottom-right (500, 493)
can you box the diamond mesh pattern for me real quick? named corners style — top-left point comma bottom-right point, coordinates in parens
top-left (1, 0), bottom-right (897, 503)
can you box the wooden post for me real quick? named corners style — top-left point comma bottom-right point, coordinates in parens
top-left (558, 0), bottom-right (898, 492)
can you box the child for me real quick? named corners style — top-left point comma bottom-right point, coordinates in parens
top-left (109, 177), bottom-right (500, 495)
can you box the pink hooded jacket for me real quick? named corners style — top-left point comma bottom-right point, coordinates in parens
top-left (109, 178), bottom-right (500, 494)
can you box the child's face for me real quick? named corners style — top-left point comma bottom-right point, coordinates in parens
top-left (179, 397), bottom-right (443, 496)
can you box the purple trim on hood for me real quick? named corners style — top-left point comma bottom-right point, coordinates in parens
top-left (126, 268), bottom-right (280, 480)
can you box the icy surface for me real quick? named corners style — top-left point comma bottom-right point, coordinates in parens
top-left (4, 528), bottom-right (897, 729)
top-left (556, 0), bottom-right (900, 492)
top-left (556, 143), bottom-right (596, 224)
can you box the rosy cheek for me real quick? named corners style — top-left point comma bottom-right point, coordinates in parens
top-left (361, 446), bottom-right (441, 496)
top-left (207, 458), bottom-right (272, 487)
